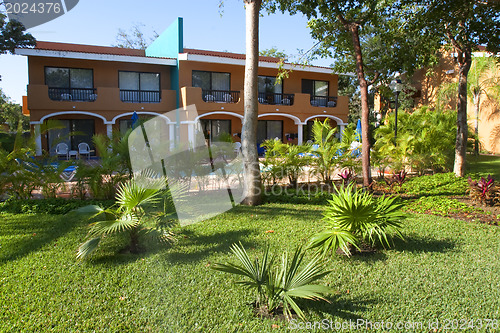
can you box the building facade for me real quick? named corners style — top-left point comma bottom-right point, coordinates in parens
top-left (16, 18), bottom-right (349, 156)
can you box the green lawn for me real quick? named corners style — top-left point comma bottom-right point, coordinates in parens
top-left (468, 154), bottom-right (500, 179)
top-left (1, 204), bottom-right (499, 332)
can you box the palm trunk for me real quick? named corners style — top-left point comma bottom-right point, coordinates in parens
top-left (241, 0), bottom-right (263, 206)
top-left (349, 24), bottom-right (372, 187)
top-left (453, 50), bottom-right (472, 177)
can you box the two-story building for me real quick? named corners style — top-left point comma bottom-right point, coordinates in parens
top-left (16, 17), bottom-right (349, 156)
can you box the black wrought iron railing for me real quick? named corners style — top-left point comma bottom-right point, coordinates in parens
top-left (258, 92), bottom-right (295, 106)
top-left (310, 96), bottom-right (338, 107)
top-left (120, 90), bottom-right (161, 103)
top-left (48, 88), bottom-right (97, 102)
top-left (202, 90), bottom-right (240, 103)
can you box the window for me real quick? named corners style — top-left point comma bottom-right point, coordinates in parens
top-left (302, 79), bottom-right (333, 107)
top-left (258, 76), bottom-right (285, 105)
top-left (47, 119), bottom-right (95, 155)
top-left (200, 119), bottom-right (231, 142)
top-left (119, 71), bottom-right (161, 103)
top-left (45, 67), bottom-right (95, 101)
top-left (257, 120), bottom-right (283, 146)
top-left (192, 71), bottom-right (232, 102)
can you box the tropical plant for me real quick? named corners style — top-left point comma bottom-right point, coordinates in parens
top-left (261, 139), bottom-right (311, 187)
top-left (468, 174), bottom-right (499, 206)
top-left (374, 106), bottom-right (456, 174)
top-left (310, 120), bottom-right (341, 185)
top-left (212, 243), bottom-right (331, 321)
top-left (77, 172), bottom-right (179, 259)
top-left (338, 168), bottom-right (354, 187)
top-left (309, 184), bottom-right (405, 256)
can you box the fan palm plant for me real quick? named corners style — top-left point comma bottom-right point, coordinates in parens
top-left (309, 184), bottom-right (405, 256)
top-left (77, 172), bottom-right (180, 259)
top-left (212, 243), bottom-right (331, 321)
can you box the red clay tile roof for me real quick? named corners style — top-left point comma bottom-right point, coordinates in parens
top-left (35, 41), bottom-right (146, 57)
top-left (183, 48), bottom-right (281, 63)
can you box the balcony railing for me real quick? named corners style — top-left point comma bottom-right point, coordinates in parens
top-left (202, 90), bottom-right (240, 103)
top-left (120, 90), bottom-right (161, 103)
top-left (258, 92), bottom-right (295, 106)
top-left (48, 88), bottom-right (97, 102)
top-left (310, 96), bottom-right (338, 108)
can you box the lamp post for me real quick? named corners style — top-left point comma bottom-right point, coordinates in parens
top-left (389, 78), bottom-right (402, 145)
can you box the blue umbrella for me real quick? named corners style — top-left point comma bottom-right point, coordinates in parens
top-left (355, 119), bottom-right (362, 142)
top-left (131, 111), bottom-right (139, 129)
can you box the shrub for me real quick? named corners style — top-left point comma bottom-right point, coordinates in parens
top-left (0, 198), bottom-right (115, 215)
top-left (309, 184), bottom-right (405, 256)
top-left (468, 175), bottom-right (500, 206)
top-left (373, 106), bottom-right (456, 174)
top-left (400, 172), bottom-right (469, 197)
top-left (212, 243), bottom-right (331, 321)
top-left (404, 196), bottom-right (482, 216)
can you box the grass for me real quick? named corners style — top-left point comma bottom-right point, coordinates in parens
top-left (1, 203), bottom-right (499, 332)
top-left (468, 154), bottom-right (500, 179)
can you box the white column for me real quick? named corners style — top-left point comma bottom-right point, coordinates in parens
top-left (106, 124), bottom-right (113, 139)
top-left (169, 124), bottom-right (175, 149)
top-left (339, 124), bottom-right (346, 139)
top-left (297, 123), bottom-right (303, 145)
top-left (34, 124), bottom-right (42, 156)
top-left (187, 122), bottom-right (195, 147)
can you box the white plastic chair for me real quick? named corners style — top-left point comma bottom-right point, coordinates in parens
top-left (89, 93), bottom-right (98, 101)
top-left (204, 94), bottom-right (215, 102)
top-left (55, 143), bottom-right (69, 159)
top-left (223, 94), bottom-right (233, 103)
top-left (233, 142), bottom-right (242, 154)
top-left (61, 94), bottom-right (72, 101)
top-left (281, 98), bottom-right (291, 105)
top-left (78, 142), bottom-right (91, 160)
top-left (327, 100), bottom-right (337, 107)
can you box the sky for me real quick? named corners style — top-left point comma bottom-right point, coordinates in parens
top-left (0, 0), bottom-right (333, 104)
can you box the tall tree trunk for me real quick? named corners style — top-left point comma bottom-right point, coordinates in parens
top-left (349, 24), bottom-right (372, 187)
top-left (474, 95), bottom-right (480, 156)
top-left (241, 0), bottom-right (262, 206)
top-left (453, 50), bottom-right (472, 177)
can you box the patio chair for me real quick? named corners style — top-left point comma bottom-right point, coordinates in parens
top-left (78, 142), bottom-right (91, 160)
top-left (281, 98), bottom-right (291, 105)
top-left (204, 94), bottom-right (215, 102)
top-left (55, 143), bottom-right (69, 159)
top-left (327, 100), bottom-right (337, 107)
top-left (223, 93), bottom-right (233, 103)
top-left (233, 142), bottom-right (242, 154)
top-left (60, 93), bottom-right (72, 101)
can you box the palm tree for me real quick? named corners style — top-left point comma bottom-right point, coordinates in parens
top-left (467, 57), bottom-right (500, 155)
top-left (241, 0), bottom-right (263, 206)
top-left (77, 172), bottom-right (179, 259)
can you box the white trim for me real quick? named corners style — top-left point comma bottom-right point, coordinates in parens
top-left (179, 53), bottom-right (336, 74)
top-left (258, 113), bottom-right (303, 125)
top-left (111, 112), bottom-right (172, 124)
top-left (195, 111), bottom-right (244, 122)
top-left (31, 111), bottom-right (111, 124)
top-left (304, 115), bottom-right (347, 126)
top-left (15, 48), bottom-right (177, 66)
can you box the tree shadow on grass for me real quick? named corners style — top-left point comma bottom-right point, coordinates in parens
top-left (300, 294), bottom-right (375, 323)
top-left (392, 234), bottom-right (456, 253)
top-left (0, 212), bottom-right (81, 264)
top-left (164, 228), bottom-right (260, 264)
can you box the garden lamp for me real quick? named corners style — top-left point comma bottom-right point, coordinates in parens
top-left (390, 78), bottom-right (403, 145)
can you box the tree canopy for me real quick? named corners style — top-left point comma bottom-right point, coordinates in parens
top-left (0, 13), bottom-right (35, 54)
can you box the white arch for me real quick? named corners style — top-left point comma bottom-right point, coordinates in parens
top-left (111, 111), bottom-right (172, 124)
top-left (33, 111), bottom-right (110, 124)
top-left (195, 111), bottom-right (244, 122)
top-left (304, 114), bottom-right (347, 126)
top-left (258, 113), bottom-right (303, 125)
